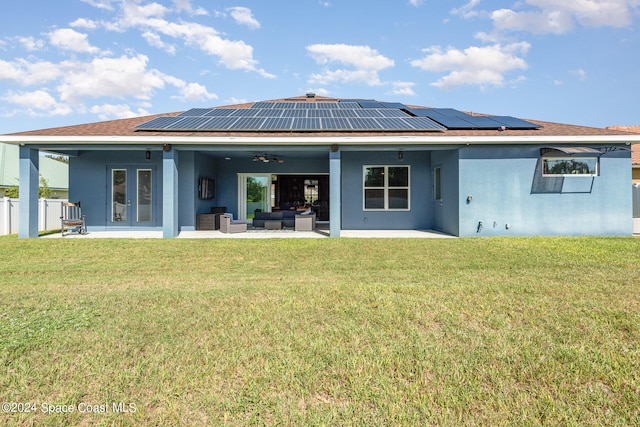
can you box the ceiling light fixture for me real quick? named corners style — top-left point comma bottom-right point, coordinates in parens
top-left (252, 153), bottom-right (284, 163)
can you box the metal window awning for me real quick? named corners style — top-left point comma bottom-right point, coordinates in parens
top-left (540, 146), bottom-right (602, 156)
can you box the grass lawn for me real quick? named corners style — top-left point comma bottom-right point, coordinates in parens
top-left (0, 235), bottom-right (639, 426)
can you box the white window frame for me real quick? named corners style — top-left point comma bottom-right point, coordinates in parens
top-left (363, 165), bottom-right (410, 211)
top-left (542, 156), bottom-right (599, 177)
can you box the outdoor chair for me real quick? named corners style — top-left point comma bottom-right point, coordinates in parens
top-left (60, 201), bottom-right (87, 236)
top-left (220, 214), bottom-right (247, 233)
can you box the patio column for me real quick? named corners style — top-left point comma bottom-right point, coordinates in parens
top-left (163, 147), bottom-right (179, 238)
top-left (18, 146), bottom-right (39, 238)
top-left (329, 147), bottom-right (341, 237)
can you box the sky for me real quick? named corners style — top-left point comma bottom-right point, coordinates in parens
top-left (1, 0), bottom-right (639, 134)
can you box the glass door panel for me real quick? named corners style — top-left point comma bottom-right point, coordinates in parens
top-left (246, 176), bottom-right (269, 219)
top-left (137, 169), bottom-right (152, 222)
top-left (112, 169), bottom-right (127, 222)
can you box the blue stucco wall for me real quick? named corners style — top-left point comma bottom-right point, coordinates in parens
top-left (340, 150), bottom-right (433, 230)
top-left (68, 144), bottom-right (633, 237)
top-left (431, 149), bottom-right (459, 236)
top-left (69, 150), bottom-right (163, 230)
top-left (458, 145), bottom-right (632, 236)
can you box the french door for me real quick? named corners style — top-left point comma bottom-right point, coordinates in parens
top-left (108, 166), bottom-right (156, 226)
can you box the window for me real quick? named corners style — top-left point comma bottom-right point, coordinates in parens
top-left (542, 157), bottom-right (598, 176)
top-left (363, 166), bottom-right (410, 210)
top-left (433, 167), bottom-right (442, 200)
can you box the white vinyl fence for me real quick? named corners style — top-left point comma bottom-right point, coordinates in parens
top-left (0, 198), bottom-right (68, 235)
top-left (633, 183), bottom-right (640, 234)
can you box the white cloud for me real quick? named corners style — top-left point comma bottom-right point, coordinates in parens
top-left (172, 0), bottom-right (207, 15)
top-left (388, 81), bottom-right (416, 96)
top-left (451, 0), bottom-right (482, 18)
top-left (107, 3), bottom-right (273, 77)
top-left (56, 54), bottom-right (167, 103)
top-left (173, 82), bottom-right (218, 102)
top-left (70, 18), bottom-right (99, 30)
top-left (411, 42), bottom-right (530, 90)
top-left (90, 103), bottom-right (150, 120)
top-left (491, 8), bottom-right (575, 34)
top-left (80, 0), bottom-right (114, 11)
top-left (227, 7), bottom-right (260, 29)
top-left (0, 58), bottom-right (62, 86)
top-left (2, 90), bottom-right (73, 116)
top-left (306, 44), bottom-right (394, 86)
top-left (409, 0), bottom-right (424, 6)
top-left (48, 28), bottom-right (100, 54)
top-left (17, 36), bottom-right (45, 51)
top-left (491, 1), bottom-right (638, 34)
top-left (142, 31), bottom-right (177, 55)
top-left (571, 68), bottom-right (588, 80)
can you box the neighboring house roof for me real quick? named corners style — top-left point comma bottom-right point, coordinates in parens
top-left (2, 96), bottom-right (639, 146)
top-left (0, 143), bottom-right (69, 190)
top-left (606, 126), bottom-right (640, 165)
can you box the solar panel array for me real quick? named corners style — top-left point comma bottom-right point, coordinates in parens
top-left (134, 100), bottom-right (541, 132)
top-left (406, 108), bottom-right (541, 130)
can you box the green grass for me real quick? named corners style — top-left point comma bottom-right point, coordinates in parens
top-left (0, 236), bottom-right (639, 426)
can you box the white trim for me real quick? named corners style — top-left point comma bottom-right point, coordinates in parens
top-left (3, 134), bottom-right (640, 146)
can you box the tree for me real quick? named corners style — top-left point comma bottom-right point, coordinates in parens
top-left (3, 176), bottom-right (52, 198)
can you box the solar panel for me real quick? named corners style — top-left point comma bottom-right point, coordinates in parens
top-left (307, 109), bottom-right (333, 118)
top-left (199, 117), bottom-right (240, 130)
top-left (262, 117), bottom-right (293, 130)
top-left (357, 101), bottom-right (384, 109)
top-left (166, 117), bottom-right (214, 130)
top-left (250, 102), bottom-right (274, 109)
top-left (229, 108), bottom-right (260, 117)
top-left (379, 102), bottom-right (408, 109)
top-left (205, 108), bottom-right (236, 117)
top-left (179, 108), bottom-right (212, 117)
top-left (406, 117), bottom-right (447, 131)
top-left (284, 109), bottom-right (308, 118)
top-left (229, 117), bottom-right (265, 130)
top-left (377, 118), bottom-right (414, 130)
top-left (134, 116), bottom-right (182, 130)
top-left (377, 109), bottom-right (409, 118)
top-left (292, 118), bottom-right (321, 129)
top-left (337, 102), bottom-right (360, 109)
top-left (423, 115), bottom-right (477, 129)
top-left (488, 116), bottom-right (541, 129)
top-left (254, 109), bottom-right (285, 117)
top-left (321, 118), bottom-right (352, 130)
top-left (350, 118), bottom-right (382, 129)
top-left (332, 109), bottom-right (359, 118)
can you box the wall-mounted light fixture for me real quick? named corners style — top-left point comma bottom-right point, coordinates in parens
top-left (145, 150), bottom-right (151, 160)
top-left (398, 151), bottom-right (404, 161)
top-left (162, 144), bottom-right (171, 152)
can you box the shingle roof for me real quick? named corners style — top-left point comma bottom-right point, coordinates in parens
top-left (4, 96), bottom-right (638, 140)
top-left (606, 126), bottom-right (640, 165)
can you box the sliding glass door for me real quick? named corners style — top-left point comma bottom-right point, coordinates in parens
top-left (238, 174), bottom-right (272, 221)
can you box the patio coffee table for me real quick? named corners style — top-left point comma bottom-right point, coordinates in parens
top-left (264, 220), bottom-right (282, 230)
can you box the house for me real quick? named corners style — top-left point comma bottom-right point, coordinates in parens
top-left (2, 94), bottom-right (639, 238)
top-left (0, 143), bottom-right (68, 198)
